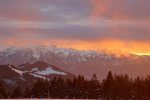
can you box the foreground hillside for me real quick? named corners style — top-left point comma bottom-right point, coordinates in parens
top-left (0, 61), bottom-right (74, 91)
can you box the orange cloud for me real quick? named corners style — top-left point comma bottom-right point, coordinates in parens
top-left (3, 38), bottom-right (150, 56)
top-left (40, 40), bottom-right (150, 56)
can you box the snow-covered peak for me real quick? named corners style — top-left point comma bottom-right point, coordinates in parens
top-left (0, 45), bottom-right (100, 58)
top-left (0, 45), bottom-right (111, 66)
top-left (28, 45), bottom-right (100, 57)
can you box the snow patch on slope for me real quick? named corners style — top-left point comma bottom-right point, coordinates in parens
top-left (9, 65), bottom-right (24, 76)
top-left (33, 67), bottom-right (67, 76)
top-left (29, 73), bottom-right (48, 80)
top-left (31, 68), bottom-right (38, 72)
top-left (18, 76), bottom-right (26, 81)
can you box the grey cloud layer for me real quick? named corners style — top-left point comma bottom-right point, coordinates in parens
top-left (0, 0), bottom-right (90, 21)
top-left (0, 0), bottom-right (150, 43)
top-left (1, 0), bottom-right (150, 20)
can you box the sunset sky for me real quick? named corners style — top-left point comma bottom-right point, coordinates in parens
top-left (0, 0), bottom-right (150, 55)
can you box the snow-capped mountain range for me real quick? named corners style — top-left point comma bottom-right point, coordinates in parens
top-left (0, 45), bottom-right (150, 79)
top-left (0, 45), bottom-right (109, 64)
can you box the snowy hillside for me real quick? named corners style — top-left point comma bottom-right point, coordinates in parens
top-left (0, 61), bottom-right (75, 90)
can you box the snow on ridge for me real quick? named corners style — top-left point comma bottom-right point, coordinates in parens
top-left (29, 73), bottom-right (48, 80)
top-left (33, 51), bottom-right (41, 59)
top-left (18, 76), bottom-right (26, 81)
top-left (2, 47), bottom-right (20, 57)
top-left (0, 45), bottom-right (104, 63)
top-left (30, 45), bottom-right (100, 58)
top-left (33, 67), bottom-right (67, 76)
top-left (1, 45), bottom-right (101, 59)
top-left (31, 68), bottom-right (38, 72)
top-left (9, 65), bottom-right (24, 76)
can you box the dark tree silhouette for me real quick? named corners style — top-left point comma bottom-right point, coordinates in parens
top-left (31, 79), bottom-right (49, 98)
top-left (112, 74), bottom-right (131, 100)
top-left (23, 87), bottom-right (31, 98)
top-left (2, 71), bottom-right (150, 99)
top-left (11, 86), bottom-right (22, 98)
top-left (87, 74), bottom-right (101, 99)
top-left (0, 81), bottom-right (7, 98)
top-left (101, 71), bottom-right (114, 99)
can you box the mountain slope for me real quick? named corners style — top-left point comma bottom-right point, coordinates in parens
top-left (0, 61), bottom-right (75, 91)
top-left (18, 61), bottom-right (74, 79)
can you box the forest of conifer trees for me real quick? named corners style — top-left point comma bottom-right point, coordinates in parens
top-left (1, 71), bottom-right (150, 100)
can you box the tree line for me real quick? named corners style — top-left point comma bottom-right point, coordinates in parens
top-left (1, 71), bottom-right (150, 100)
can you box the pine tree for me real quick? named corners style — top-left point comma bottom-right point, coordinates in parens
top-left (71, 75), bottom-right (86, 99)
top-left (65, 78), bottom-right (73, 99)
top-left (24, 87), bottom-right (31, 98)
top-left (144, 76), bottom-right (150, 99)
top-left (56, 76), bottom-right (65, 98)
top-left (49, 77), bottom-right (58, 98)
top-left (101, 71), bottom-right (114, 100)
top-left (0, 81), bottom-right (7, 98)
top-left (88, 74), bottom-right (101, 99)
top-left (132, 76), bottom-right (146, 100)
top-left (112, 74), bottom-right (131, 100)
top-left (31, 79), bottom-right (49, 98)
top-left (11, 86), bottom-right (22, 98)
top-left (77, 75), bottom-right (86, 99)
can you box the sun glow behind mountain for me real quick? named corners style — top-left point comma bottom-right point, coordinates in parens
top-left (2, 39), bottom-right (150, 56)
top-left (131, 52), bottom-right (150, 56)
